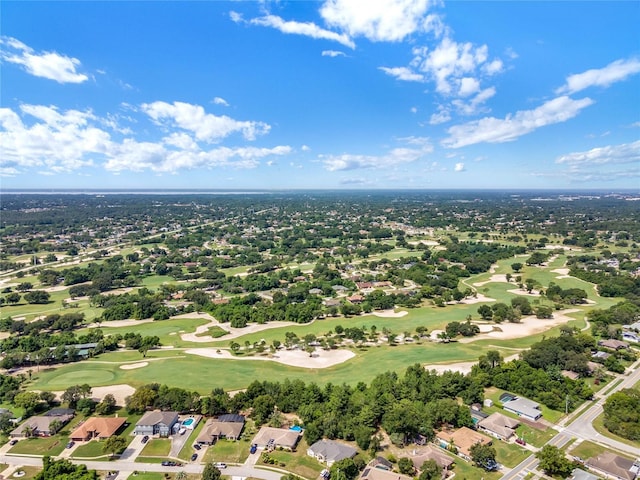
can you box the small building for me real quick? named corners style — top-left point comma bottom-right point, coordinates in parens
top-left (586, 452), bottom-right (637, 480)
top-left (70, 416), bottom-right (127, 441)
top-left (502, 396), bottom-right (542, 421)
top-left (134, 411), bottom-right (179, 437)
top-left (592, 351), bottom-right (611, 361)
top-left (405, 445), bottom-right (454, 471)
top-left (561, 370), bottom-right (581, 381)
top-left (483, 399), bottom-right (494, 408)
top-left (360, 464), bottom-right (413, 480)
top-left (436, 426), bottom-right (492, 461)
top-left (477, 412), bottom-right (520, 441)
top-left (252, 426), bottom-right (300, 450)
top-left (598, 339), bottom-right (629, 350)
top-left (307, 439), bottom-right (357, 466)
top-left (196, 415), bottom-right (245, 444)
top-left (569, 469), bottom-right (600, 480)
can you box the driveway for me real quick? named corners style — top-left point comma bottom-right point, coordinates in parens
top-left (119, 434), bottom-right (147, 461)
top-left (169, 431), bottom-right (192, 459)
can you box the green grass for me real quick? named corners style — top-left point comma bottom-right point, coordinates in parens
top-left (567, 440), bottom-right (610, 461)
top-left (9, 435), bottom-right (67, 456)
top-left (140, 438), bottom-right (172, 456)
top-left (72, 440), bottom-right (109, 458)
top-left (259, 438), bottom-right (324, 479)
top-left (493, 440), bottom-right (530, 468)
top-left (448, 457), bottom-right (501, 480)
top-left (592, 412), bottom-right (640, 450)
top-left (178, 419), bottom-right (208, 461)
top-left (203, 438), bottom-right (251, 464)
top-left (198, 326), bottom-right (229, 338)
top-left (5, 465), bottom-right (41, 480)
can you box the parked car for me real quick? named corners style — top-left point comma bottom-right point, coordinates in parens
top-left (193, 444), bottom-right (201, 450)
top-left (66, 441), bottom-right (75, 449)
top-left (515, 438), bottom-right (526, 446)
top-left (191, 453), bottom-right (198, 461)
top-left (9, 439), bottom-right (18, 446)
top-left (215, 462), bottom-right (227, 469)
top-left (179, 427), bottom-right (187, 435)
top-left (250, 443), bottom-right (257, 454)
top-left (141, 435), bottom-right (149, 444)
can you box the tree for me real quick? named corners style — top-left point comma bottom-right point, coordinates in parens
top-left (96, 394), bottom-right (117, 415)
top-left (202, 463), bottom-right (222, 480)
top-left (102, 436), bottom-right (127, 458)
top-left (536, 445), bottom-right (575, 478)
top-left (511, 262), bottom-right (523, 273)
top-left (23, 290), bottom-right (51, 304)
top-left (6, 292), bottom-right (21, 305)
top-left (35, 456), bottom-right (98, 480)
top-left (477, 305), bottom-right (493, 320)
top-left (397, 457), bottom-right (414, 475)
top-left (14, 391), bottom-right (41, 415)
top-left (470, 442), bottom-right (497, 470)
top-left (418, 460), bottom-right (441, 480)
top-left (62, 384), bottom-right (92, 408)
top-left (330, 458), bottom-right (360, 480)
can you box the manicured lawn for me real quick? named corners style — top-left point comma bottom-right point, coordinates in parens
top-left (9, 435), bottom-right (67, 456)
top-left (592, 412), bottom-right (640, 450)
top-left (259, 439), bottom-right (324, 479)
top-left (141, 438), bottom-right (172, 456)
top-left (128, 473), bottom-right (201, 480)
top-left (178, 420), bottom-right (207, 461)
top-left (72, 440), bottom-right (109, 458)
top-left (448, 457), bottom-right (501, 480)
top-left (203, 438), bottom-right (251, 464)
top-left (5, 466), bottom-right (41, 480)
top-left (493, 440), bottom-right (530, 467)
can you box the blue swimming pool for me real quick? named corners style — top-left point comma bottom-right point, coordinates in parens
top-left (182, 418), bottom-right (195, 427)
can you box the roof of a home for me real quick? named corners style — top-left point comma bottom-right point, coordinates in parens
top-left (196, 418), bottom-right (244, 443)
top-left (45, 407), bottom-right (75, 417)
top-left (503, 397), bottom-right (541, 418)
top-left (477, 412), bottom-right (520, 438)
top-left (587, 452), bottom-right (635, 480)
top-left (11, 414), bottom-right (73, 435)
top-left (406, 445), bottom-right (454, 469)
top-left (70, 416), bottom-right (127, 439)
top-left (570, 469), bottom-right (601, 480)
top-left (308, 439), bottom-right (357, 462)
top-left (360, 466), bottom-right (413, 480)
top-left (436, 427), bottom-right (492, 457)
top-left (253, 426), bottom-right (300, 448)
top-left (136, 410), bottom-right (179, 427)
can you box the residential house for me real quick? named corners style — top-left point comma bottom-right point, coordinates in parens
top-left (70, 416), bottom-right (127, 441)
top-left (586, 452), bottom-right (638, 480)
top-left (10, 413), bottom-right (74, 438)
top-left (436, 427), bottom-right (492, 461)
top-left (134, 410), bottom-right (179, 437)
top-left (45, 407), bottom-right (75, 417)
top-left (569, 469), bottom-right (601, 480)
top-left (307, 439), bottom-right (357, 466)
top-left (502, 396), bottom-right (542, 421)
top-left (477, 412), bottom-right (520, 441)
top-left (360, 464), bottom-right (413, 480)
top-left (561, 370), bottom-right (581, 380)
top-left (252, 426), bottom-right (300, 450)
top-left (405, 445), bottom-right (454, 471)
top-left (196, 414), bottom-right (245, 444)
top-left (598, 339), bottom-right (630, 350)
top-left (623, 332), bottom-right (640, 343)
top-left (347, 294), bottom-right (364, 304)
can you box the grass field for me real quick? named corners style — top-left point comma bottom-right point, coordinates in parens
top-left (203, 438), bottom-right (251, 464)
top-left (140, 438), bottom-right (171, 456)
top-left (72, 440), bottom-right (109, 458)
top-left (259, 438), bottom-right (324, 479)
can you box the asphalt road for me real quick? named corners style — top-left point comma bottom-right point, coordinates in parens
top-left (500, 360), bottom-right (640, 480)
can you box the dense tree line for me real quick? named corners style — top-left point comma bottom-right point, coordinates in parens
top-left (603, 388), bottom-right (640, 440)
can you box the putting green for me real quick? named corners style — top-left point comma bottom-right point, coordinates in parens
top-left (50, 369), bottom-right (116, 385)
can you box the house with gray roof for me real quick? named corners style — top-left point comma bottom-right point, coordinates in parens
top-left (196, 416), bottom-right (245, 444)
top-left (502, 396), bottom-right (542, 421)
top-left (586, 452), bottom-right (638, 480)
top-left (477, 412), bottom-right (520, 441)
top-left (570, 469), bottom-right (601, 480)
top-left (307, 439), bottom-right (357, 466)
top-left (134, 410), bottom-right (179, 437)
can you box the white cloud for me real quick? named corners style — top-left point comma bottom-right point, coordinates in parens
top-left (141, 101), bottom-right (270, 142)
top-left (429, 106), bottom-right (451, 125)
top-left (0, 36), bottom-right (88, 84)
top-left (443, 95), bottom-right (594, 148)
top-left (248, 14), bottom-right (355, 49)
top-left (458, 77), bottom-right (480, 97)
top-left (451, 86), bottom-right (495, 115)
top-left (556, 58), bottom-right (640, 95)
top-left (322, 50), bottom-right (347, 57)
top-left (0, 103), bottom-right (292, 175)
top-left (555, 140), bottom-right (640, 167)
top-left (229, 11), bottom-right (243, 23)
top-left (213, 97), bottom-right (229, 107)
top-left (410, 107), bottom-right (418, 114)
top-left (379, 66), bottom-right (424, 82)
top-left (321, 139), bottom-right (433, 171)
top-left (454, 162), bottom-right (465, 172)
top-left (301, 145), bottom-right (311, 151)
top-left (320, 0), bottom-right (432, 42)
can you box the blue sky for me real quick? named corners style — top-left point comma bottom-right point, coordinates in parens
top-left (1, 0), bottom-right (639, 190)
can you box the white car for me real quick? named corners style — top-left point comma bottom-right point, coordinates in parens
top-left (215, 462), bottom-right (227, 469)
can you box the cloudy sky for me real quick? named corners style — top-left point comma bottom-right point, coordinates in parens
top-left (1, 1), bottom-right (639, 190)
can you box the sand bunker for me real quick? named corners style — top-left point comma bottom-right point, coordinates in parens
top-left (457, 293), bottom-right (496, 304)
top-left (551, 268), bottom-right (570, 275)
top-left (372, 310), bottom-right (408, 318)
top-left (184, 347), bottom-right (355, 369)
top-left (87, 318), bottom-right (155, 328)
top-left (473, 274), bottom-right (511, 287)
top-left (119, 362), bottom-right (149, 370)
top-left (507, 288), bottom-right (541, 297)
top-left (181, 318), bottom-right (301, 343)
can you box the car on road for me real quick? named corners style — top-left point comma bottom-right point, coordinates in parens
top-left (193, 443), bottom-right (201, 450)
top-left (250, 443), bottom-right (257, 454)
top-left (191, 453), bottom-right (198, 461)
top-left (141, 435), bottom-right (149, 444)
top-left (66, 441), bottom-right (75, 449)
top-left (215, 462), bottom-right (227, 469)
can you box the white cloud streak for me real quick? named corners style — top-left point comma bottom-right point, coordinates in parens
top-left (379, 66), bottom-right (424, 82)
top-left (321, 139), bottom-right (433, 171)
top-left (555, 140), bottom-right (640, 167)
top-left (0, 36), bottom-right (88, 84)
top-left (556, 58), bottom-right (640, 95)
top-left (443, 96), bottom-right (594, 148)
top-left (322, 50), bottom-right (347, 57)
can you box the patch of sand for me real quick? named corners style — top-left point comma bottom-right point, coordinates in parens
top-left (408, 240), bottom-right (439, 246)
top-left (458, 309), bottom-right (581, 342)
top-left (473, 274), bottom-right (510, 287)
top-left (181, 318), bottom-right (301, 343)
top-left (545, 245), bottom-right (580, 251)
top-left (48, 384), bottom-right (136, 406)
top-left (371, 310), bottom-right (408, 318)
top-left (551, 268), bottom-right (570, 275)
top-left (185, 347), bottom-right (355, 369)
top-left (458, 293), bottom-right (496, 305)
top-left (86, 319), bottom-right (155, 328)
top-left (425, 353), bottom-right (520, 375)
top-left (43, 285), bottom-right (69, 292)
top-left (507, 288), bottom-right (541, 297)
top-left (119, 362), bottom-right (149, 370)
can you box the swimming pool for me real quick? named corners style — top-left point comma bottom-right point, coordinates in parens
top-left (182, 418), bottom-right (195, 427)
